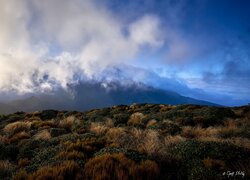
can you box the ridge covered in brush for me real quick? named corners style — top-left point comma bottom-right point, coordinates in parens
top-left (0, 104), bottom-right (249, 179)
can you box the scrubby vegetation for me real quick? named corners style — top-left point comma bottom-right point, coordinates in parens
top-left (0, 104), bottom-right (249, 179)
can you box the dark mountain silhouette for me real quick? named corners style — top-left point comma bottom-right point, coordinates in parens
top-left (0, 81), bottom-right (218, 114)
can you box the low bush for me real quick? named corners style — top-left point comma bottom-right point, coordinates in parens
top-left (172, 139), bottom-right (249, 161)
top-left (0, 143), bottom-right (19, 160)
top-left (113, 113), bottom-right (130, 126)
top-left (40, 110), bottom-right (58, 121)
top-left (26, 145), bottom-right (62, 172)
top-left (50, 128), bottom-right (68, 137)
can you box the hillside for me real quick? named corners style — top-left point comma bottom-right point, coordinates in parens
top-left (0, 82), bottom-right (218, 114)
top-left (0, 104), bottom-right (249, 179)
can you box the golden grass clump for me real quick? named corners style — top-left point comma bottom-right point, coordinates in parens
top-left (59, 116), bottom-right (80, 131)
top-left (105, 118), bottom-right (114, 128)
top-left (31, 120), bottom-right (55, 130)
top-left (228, 137), bottom-right (250, 150)
top-left (0, 135), bottom-right (8, 144)
top-left (146, 119), bottom-right (158, 128)
top-left (127, 112), bottom-right (145, 126)
top-left (33, 129), bottom-right (51, 140)
top-left (164, 135), bottom-right (186, 147)
top-left (31, 161), bottom-right (82, 180)
top-left (159, 105), bottom-right (175, 112)
top-left (63, 138), bottom-right (100, 154)
top-left (0, 160), bottom-right (15, 178)
top-left (105, 127), bottom-right (128, 146)
top-left (90, 122), bottom-right (108, 136)
top-left (83, 153), bottom-right (160, 180)
top-left (224, 118), bottom-right (238, 128)
top-left (181, 126), bottom-right (219, 138)
top-left (4, 121), bottom-right (31, 135)
top-left (139, 130), bottom-right (163, 157)
top-left (0, 160), bottom-right (15, 171)
top-left (8, 131), bottom-right (30, 143)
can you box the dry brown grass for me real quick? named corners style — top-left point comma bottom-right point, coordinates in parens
top-left (164, 135), bottom-right (186, 147)
top-left (63, 138), bottom-right (100, 153)
top-left (127, 112), bottom-right (145, 126)
top-left (31, 120), bottom-right (55, 130)
top-left (0, 160), bottom-right (15, 170)
top-left (90, 122), bottom-right (108, 136)
top-left (146, 119), bottom-right (158, 128)
top-left (105, 127), bottom-right (127, 146)
top-left (140, 130), bottom-right (166, 158)
top-left (4, 121), bottom-right (31, 135)
top-left (33, 129), bottom-right (51, 140)
top-left (106, 127), bottom-right (167, 158)
top-left (224, 118), bottom-right (238, 128)
top-left (0, 160), bottom-right (15, 177)
top-left (0, 135), bottom-right (8, 144)
top-left (59, 116), bottom-right (80, 131)
top-left (8, 131), bottom-right (31, 143)
top-left (105, 118), bottom-right (114, 128)
top-left (159, 105), bottom-right (174, 112)
top-left (83, 153), bottom-right (160, 180)
top-left (181, 126), bottom-right (219, 138)
top-left (228, 137), bottom-right (250, 150)
top-left (31, 161), bottom-right (82, 180)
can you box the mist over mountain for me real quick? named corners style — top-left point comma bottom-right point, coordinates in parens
top-left (0, 81), bottom-right (218, 114)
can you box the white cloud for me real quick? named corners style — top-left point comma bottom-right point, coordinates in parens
top-left (0, 0), bottom-right (164, 93)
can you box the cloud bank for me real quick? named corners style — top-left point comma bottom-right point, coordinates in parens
top-left (0, 0), bottom-right (163, 93)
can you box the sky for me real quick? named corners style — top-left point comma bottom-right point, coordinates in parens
top-left (0, 0), bottom-right (250, 106)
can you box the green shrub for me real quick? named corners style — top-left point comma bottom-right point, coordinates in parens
top-left (26, 145), bottom-right (62, 172)
top-left (193, 107), bottom-right (235, 127)
top-left (0, 143), bottom-right (19, 161)
top-left (172, 139), bottom-right (249, 161)
top-left (95, 147), bottom-right (147, 162)
top-left (113, 113), bottom-right (130, 126)
top-left (148, 121), bottom-right (181, 135)
top-left (50, 128), bottom-right (68, 137)
top-left (40, 110), bottom-right (58, 120)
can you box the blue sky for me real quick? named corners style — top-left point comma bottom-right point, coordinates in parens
top-left (105, 0), bottom-right (250, 105)
top-left (0, 0), bottom-right (249, 106)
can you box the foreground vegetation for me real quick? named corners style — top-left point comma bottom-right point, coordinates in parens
top-left (0, 104), bottom-right (249, 179)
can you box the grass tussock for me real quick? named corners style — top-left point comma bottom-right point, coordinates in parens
top-left (33, 129), bottom-right (51, 140)
top-left (83, 153), bottom-right (160, 180)
top-left (59, 116), bottom-right (80, 131)
top-left (4, 121), bottom-right (31, 135)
